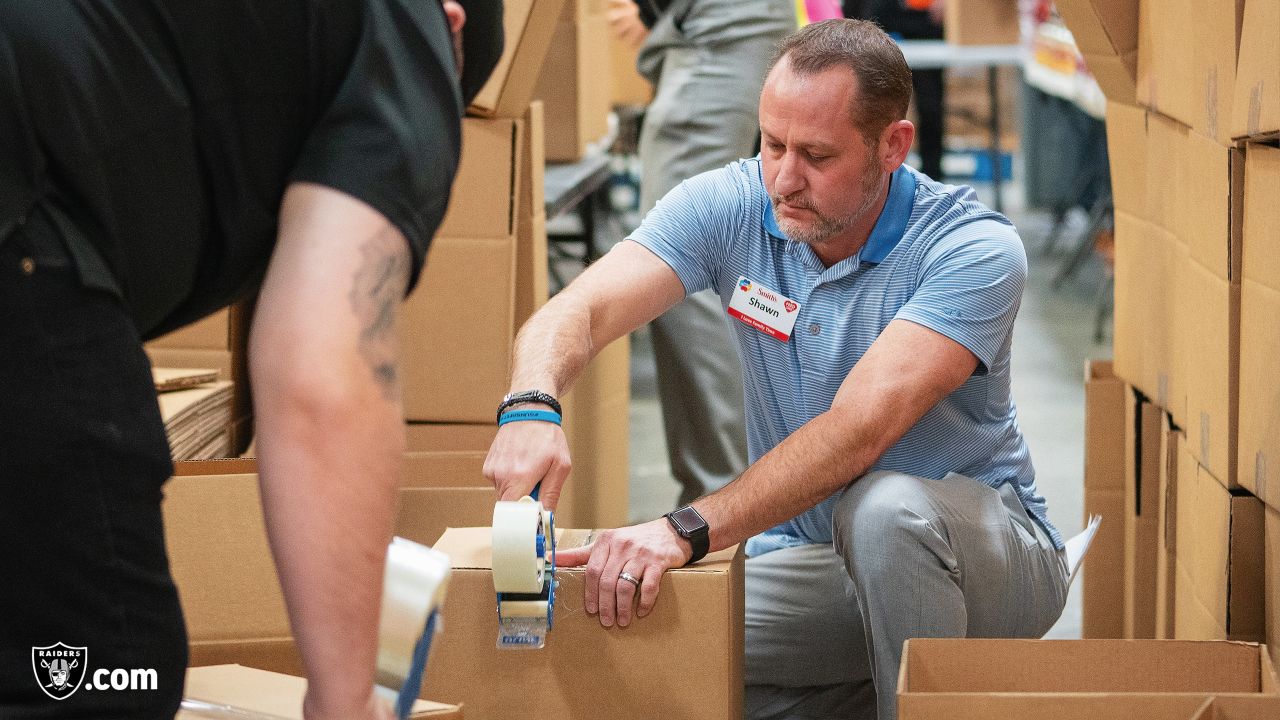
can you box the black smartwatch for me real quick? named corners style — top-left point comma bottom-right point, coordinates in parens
top-left (497, 390), bottom-right (561, 422)
top-left (665, 505), bottom-right (710, 566)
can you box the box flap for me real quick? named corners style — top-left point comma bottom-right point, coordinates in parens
top-left (467, 0), bottom-right (568, 118)
top-left (1056, 0), bottom-right (1138, 57)
top-left (1231, 0), bottom-right (1280, 139)
top-left (163, 473), bottom-right (290, 641)
top-left (901, 639), bottom-right (1267, 693)
top-left (181, 664), bottom-right (459, 719)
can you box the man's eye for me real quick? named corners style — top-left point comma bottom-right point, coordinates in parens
top-left (807, 153), bottom-right (828, 162)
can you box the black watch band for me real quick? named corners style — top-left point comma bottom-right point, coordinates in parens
top-left (497, 390), bottom-right (562, 422)
top-left (665, 505), bottom-right (710, 565)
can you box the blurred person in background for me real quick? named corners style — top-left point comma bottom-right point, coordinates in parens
top-left (607, 0), bottom-right (795, 509)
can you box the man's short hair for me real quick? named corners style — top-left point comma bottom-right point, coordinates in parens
top-left (768, 19), bottom-right (913, 145)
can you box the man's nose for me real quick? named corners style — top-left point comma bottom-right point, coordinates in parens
top-left (772, 152), bottom-right (804, 198)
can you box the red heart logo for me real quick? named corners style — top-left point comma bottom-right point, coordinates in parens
top-left (784, 300), bottom-right (798, 313)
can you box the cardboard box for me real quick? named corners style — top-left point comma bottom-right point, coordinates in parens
top-left (1265, 505), bottom-right (1280, 670)
top-left (533, 0), bottom-right (612, 161)
top-left (396, 451), bottom-right (495, 547)
top-left (423, 527), bottom-right (744, 719)
top-left (1054, 0), bottom-right (1139, 105)
top-left (1106, 101), bottom-right (1149, 221)
top-left (163, 469), bottom-right (294, 670)
top-left (439, 118), bottom-right (524, 239)
top-left (1181, 135), bottom-right (1243, 281)
top-left (1155, 415), bottom-right (1182, 638)
top-left (1083, 360), bottom-right (1129, 638)
top-left (896, 639), bottom-right (1280, 720)
top-left (1238, 144), bottom-right (1280, 510)
top-left (944, 0), bottom-right (1019, 46)
top-left (1182, 142), bottom-right (1244, 486)
top-left (166, 458), bottom-right (501, 674)
top-left (610, 31), bottom-right (652, 106)
top-left (179, 664), bottom-right (461, 719)
top-left (1137, 0), bottom-right (1243, 145)
top-left (515, 102), bottom-right (548, 329)
top-left (561, 336), bottom-right (630, 528)
top-left (401, 414), bottom-right (608, 531)
top-left (1231, 0), bottom-right (1280, 139)
top-left (401, 234), bottom-right (517, 423)
top-left (406, 423), bottom-right (499, 453)
top-left (151, 308), bottom-right (234, 351)
top-left (1146, 112), bottom-right (1189, 240)
top-left (467, 0), bottom-right (569, 118)
top-left (1113, 111), bottom-right (1189, 418)
top-left (1125, 394), bottom-right (1164, 638)
top-left (1183, 261), bottom-right (1241, 487)
top-left (1173, 448), bottom-right (1265, 642)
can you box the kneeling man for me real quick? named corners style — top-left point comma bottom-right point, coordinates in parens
top-left (484, 19), bottom-right (1068, 720)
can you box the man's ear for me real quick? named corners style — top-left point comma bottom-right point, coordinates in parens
top-left (880, 120), bottom-right (915, 171)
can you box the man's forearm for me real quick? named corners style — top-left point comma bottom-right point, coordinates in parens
top-left (693, 409), bottom-right (881, 552)
top-left (248, 183), bottom-right (413, 717)
top-left (507, 290), bottom-right (597, 398)
top-left (255, 384), bottom-right (402, 711)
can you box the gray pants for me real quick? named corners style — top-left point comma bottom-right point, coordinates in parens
top-left (744, 472), bottom-right (1070, 720)
top-left (637, 0), bottom-right (793, 504)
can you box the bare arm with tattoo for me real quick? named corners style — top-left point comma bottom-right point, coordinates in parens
top-left (249, 182), bottom-right (407, 720)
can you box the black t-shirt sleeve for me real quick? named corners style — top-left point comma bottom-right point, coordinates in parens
top-left (289, 0), bottom-right (462, 294)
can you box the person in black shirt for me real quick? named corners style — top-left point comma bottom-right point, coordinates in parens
top-left (0, 2), bottom-right (501, 718)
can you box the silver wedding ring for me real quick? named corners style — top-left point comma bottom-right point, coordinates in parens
top-left (618, 571), bottom-right (641, 589)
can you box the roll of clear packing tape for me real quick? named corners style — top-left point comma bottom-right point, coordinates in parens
top-left (374, 538), bottom-right (450, 706)
top-left (491, 496), bottom-right (547, 594)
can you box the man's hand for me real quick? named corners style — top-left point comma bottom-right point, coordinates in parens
top-left (606, 0), bottom-right (649, 49)
top-left (483, 420), bottom-right (571, 510)
top-left (556, 519), bottom-right (692, 628)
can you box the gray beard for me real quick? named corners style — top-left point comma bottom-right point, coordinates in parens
top-left (772, 170), bottom-right (886, 248)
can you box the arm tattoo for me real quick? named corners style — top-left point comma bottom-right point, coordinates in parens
top-left (349, 232), bottom-right (410, 400)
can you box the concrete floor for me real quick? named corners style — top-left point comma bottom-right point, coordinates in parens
top-left (553, 175), bottom-right (1112, 639)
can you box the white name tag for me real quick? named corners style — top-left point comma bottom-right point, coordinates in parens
top-left (727, 276), bottom-right (800, 342)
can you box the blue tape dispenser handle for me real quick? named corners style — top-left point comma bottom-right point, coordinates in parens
top-left (394, 609), bottom-right (439, 719)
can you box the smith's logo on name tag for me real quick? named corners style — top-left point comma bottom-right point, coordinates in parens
top-left (728, 276), bottom-right (800, 341)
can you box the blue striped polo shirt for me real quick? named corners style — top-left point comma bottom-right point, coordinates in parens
top-left (629, 158), bottom-right (1063, 555)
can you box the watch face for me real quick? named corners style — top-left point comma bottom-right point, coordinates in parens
top-left (669, 506), bottom-right (707, 535)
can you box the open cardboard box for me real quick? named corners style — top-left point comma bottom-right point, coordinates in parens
top-left (897, 639), bottom-right (1279, 719)
top-left (422, 526), bottom-right (744, 719)
top-left (178, 664), bottom-right (460, 719)
top-left (165, 458), bottom-right (500, 670)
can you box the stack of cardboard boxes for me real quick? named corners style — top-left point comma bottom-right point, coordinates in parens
top-left (1058, 0), bottom-right (1279, 670)
top-left (532, 0), bottom-right (613, 161)
top-left (891, 3), bottom-right (1280, 715)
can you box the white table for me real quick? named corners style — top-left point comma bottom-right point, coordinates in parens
top-left (896, 40), bottom-right (1025, 213)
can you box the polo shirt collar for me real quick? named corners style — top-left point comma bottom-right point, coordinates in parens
top-left (762, 165), bottom-right (917, 265)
